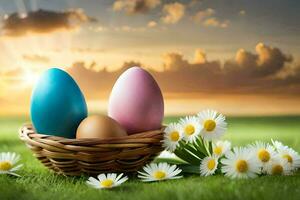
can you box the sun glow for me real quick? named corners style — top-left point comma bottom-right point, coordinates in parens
top-left (23, 70), bottom-right (40, 86)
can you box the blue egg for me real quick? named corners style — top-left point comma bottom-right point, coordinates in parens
top-left (31, 68), bottom-right (87, 138)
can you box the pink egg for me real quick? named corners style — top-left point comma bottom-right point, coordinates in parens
top-left (108, 67), bottom-right (164, 134)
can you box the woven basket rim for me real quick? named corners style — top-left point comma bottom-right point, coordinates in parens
top-left (20, 123), bottom-right (165, 143)
top-left (19, 124), bottom-right (165, 175)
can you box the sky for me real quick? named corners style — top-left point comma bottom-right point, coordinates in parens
top-left (0, 0), bottom-right (300, 116)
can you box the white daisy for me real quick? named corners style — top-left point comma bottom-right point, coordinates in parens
top-left (163, 123), bottom-right (183, 152)
top-left (197, 109), bottom-right (227, 141)
top-left (138, 163), bottom-right (182, 182)
top-left (271, 139), bottom-right (285, 150)
top-left (213, 140), bottom-right (231, 157)
top-left (179, 116), bottom-right (202, 143)
top-left (265, 156), bottom-right (292, 176)
top-left (276, 145), bottom-right (300, 171)
top-left (86, 173), bottom-right (128, 189)
top-left (200, 155), bottom-right (219, 176)
top-left (0, 152), bottom-right (23, 177)
top-left (221, 147), bottom-right (260, 179)
top-left (248, 141), bottom-right (276, 170)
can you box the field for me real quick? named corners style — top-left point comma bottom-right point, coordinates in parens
top-left (0, 116), bottom-right (300, 200)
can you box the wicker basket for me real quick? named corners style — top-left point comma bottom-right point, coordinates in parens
top-left (19, 124), bottom-right (164, 176)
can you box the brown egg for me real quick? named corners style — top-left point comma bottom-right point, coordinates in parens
top-left (76, 115), bottom-right (127, 139)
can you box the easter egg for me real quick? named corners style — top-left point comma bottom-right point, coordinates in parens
top-left (31, 68), bottom-right (87, 138)
top-left (76, 115), bottom-right (127, 139)
top-left (108, 67), bottom-right (164, 134)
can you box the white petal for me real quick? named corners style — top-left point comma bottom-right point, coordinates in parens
top-left (97, 173), bottom-right (106, 181)
top-left (10, 164), bottom-right (23, 172)
top-left (116, 176), bottom-right (128, 185)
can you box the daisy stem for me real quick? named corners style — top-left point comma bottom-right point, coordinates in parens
top-left (174, 149), bottom-right (194, 164)
top-left (184, 144), bottom-right (206, 160)
top-left (174, 148), bottom-right (201, 165)
top-left (195, 137), bottom-right (209, 156)
top-left (184, 144), bottom-right (201, 156)
top-left (215, 167), bottom-right (222, 175)
top-left (208, 141), bottom-right (213, 156)
top-left (179, 141), bottom-right (204, 158)
top-left (202, 139), bottom-right (211, 156)
top-left (188, 143), bottom-right (206, 158)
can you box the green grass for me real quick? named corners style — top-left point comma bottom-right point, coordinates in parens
top-left (1, 116), bottom-right (300, 200)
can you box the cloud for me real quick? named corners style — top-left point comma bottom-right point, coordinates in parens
top-left (0, 68), bottom-right (24, 81)
top-left (239, 10), bottom-right (246, 16)
top-left (161, 2), bottom-right (185, 24)
top-left (162, 52), bottom-right (189, 71)
top-left (66, 43), bottom-right (299, 96)
top-left (203, 17), bottom-right (218, 26)
top-left (66, 61), bottom-right (144, 98)
top-left (160, 44), bottom-right (295, 93)
top-left (113, 0), bottom-right (161, 14)
top-left (192, 8), bottom-right (215, 23)
top-left (71, 47), bottom-right (107, 53)
top-left (22, 54), bottom-right (50, 63)
top-left (114, 25), bottom-right (146, 32)
top-left (188, 0), bottom-right (202, 7)
top-left (66, 62), bottom-right (114, 98)
top-left (192, 8), bottom-right (229, 28)
top-left (193, 49), bottom-right (207, 64)
top-left (89, 25), bottom-right (147, 32)
top-left (226, 43), bottom-right (293, 77)
top-left (89, 26), bottom-right (109, 32)
top-left (0, 68), bottom-right (25, 99)
top-left (147, 20), bottom-right (157, 27)
top-left (0, 67), bottom-right (34, 86)
top-left (203, 18), bottom-right (229, 28)
top-left (1, 9), bottom-right (97, 37)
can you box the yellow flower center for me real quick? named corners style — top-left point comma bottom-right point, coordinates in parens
top-left (0, 161), bottom-right (12, 171)
top-left (204, 120), bottom-right (216, 132)
top-left (213, 146), bottom-right (223, 155)
top-left (272, 165), bottom-right (283, 175)
top-left (258, 149), bottom-right (270, 162)
top-left (283, 154), bottom-right (293, 163)
top-left (170, 131), bottom-right (180, 141)
top-left (184, 125), bottom-right (195, 136)
top-left (207, 159), bottom-right (216, 170)
top-left (100, 179), bottom-right (114, 188)
top-left (153, 170), bottom-right (166, 180)
top-left (236, 160), bottom-right (248, 173)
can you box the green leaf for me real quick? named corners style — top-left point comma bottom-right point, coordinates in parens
top-left (174, 148), bottom-right (201, 165)
top-left (174, 148), bottom-right (194, 164)
top-left (154, 157), bottom-right (187, 165)
top-left (179, 164), bottom-right (200, 174)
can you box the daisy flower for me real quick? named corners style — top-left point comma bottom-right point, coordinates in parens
top-left (200, 155), bottom-right (219, 176)
top-left (138, 163), bottom-right (182, 182)
top-left (265, 156), bottom-right (292, 176)
top-left (197, 109), bottom-right (227, 141)
top-left (213, 140), bottom-right (231, 157)
top-left (163, 123), bottom-right (183, 152)
top-left (276, 145), bottom-right (300, 171)
top-left (179, 116), bottom-right (202, 143)
top-left (86, 173), bottom-right (128, 189)
top-left (221, 147), bottom-right (260, 179)
top-left (248, 141), bottom-right (276, 171)
top-left (271, 139), bottom-right (285, 150)
top-left (0, 152), bottom-right (23, 177)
